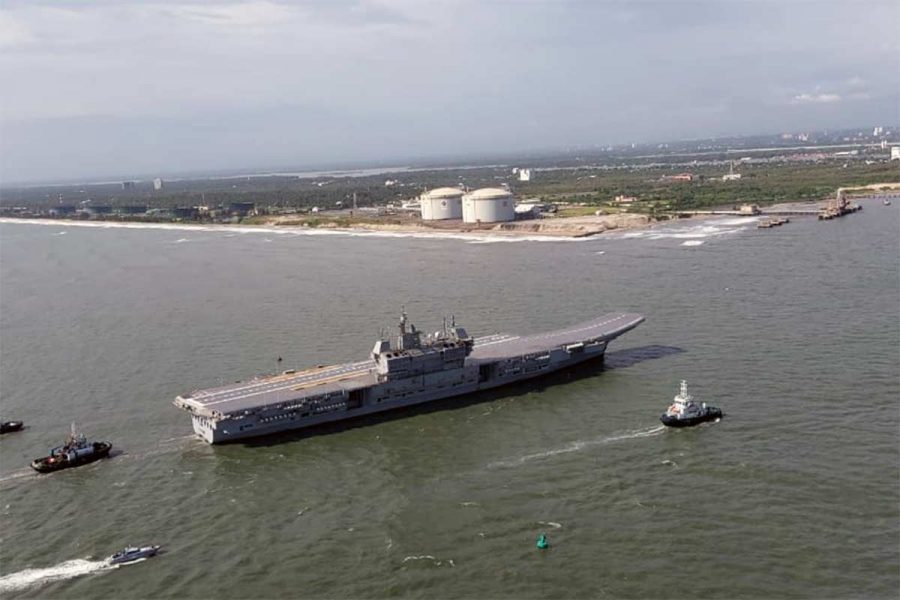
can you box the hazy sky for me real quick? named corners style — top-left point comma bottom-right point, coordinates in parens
top-left (1, 0), bottom-right (897, 183)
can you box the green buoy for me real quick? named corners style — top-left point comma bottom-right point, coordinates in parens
top-left (536, 533), bottom-right (549, 550)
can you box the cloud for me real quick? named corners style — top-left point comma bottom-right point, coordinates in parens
top-left (164, 1), bottom-right (299, 28)
top-left (0, 0), bottom-right (898, 183)
top-left (791, 93), bottom-right (842, 105)
top-left (0, 11), bottom-right (35, 47)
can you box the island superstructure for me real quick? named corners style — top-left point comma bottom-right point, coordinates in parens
top-left (174, 311), bottom-right (645, 443)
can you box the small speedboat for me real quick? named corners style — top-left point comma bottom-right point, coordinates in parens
top-left (30, 424), bottom-right (112, 473)
top-left (108, 545), bottom-right (161, 565)
top-left (1, 420), bottom-right (24, 434)
top-left (660, 380), bottom-right (723, 427)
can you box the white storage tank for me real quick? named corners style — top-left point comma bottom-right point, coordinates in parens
top-left (420, 187), bottom-right (464, 220)
top-left (462, 188), bottom-right (515, 223)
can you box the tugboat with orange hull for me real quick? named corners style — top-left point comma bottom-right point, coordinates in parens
top-left (30, 424), bottom-right (112, 473)
top-left (660, 381), bottom-right (723, 427)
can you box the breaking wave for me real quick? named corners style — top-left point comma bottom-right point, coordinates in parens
top-left (0, 218), bottom-right (581, 245)
top-left (617, 217), bottom-right (753, 242)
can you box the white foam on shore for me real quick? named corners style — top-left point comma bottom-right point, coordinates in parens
top-left (618, 219), bottom-right (748, 242)
top-left (0, 559), bottom-right (116, 593)
top-left (487, 426), bottom-right (665, 469)
top-left (0, 218), bottom-right (584, 245)
top-left (717, 217), bottom-right (761, 226)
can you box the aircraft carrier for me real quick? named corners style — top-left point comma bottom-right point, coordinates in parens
top-left (174, 311), bottom-right (644, 443)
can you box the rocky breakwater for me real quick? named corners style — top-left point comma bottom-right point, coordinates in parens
top-left (492, 213), bottom-right (651, 237)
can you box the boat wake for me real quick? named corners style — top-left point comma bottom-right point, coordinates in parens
top-left (0, 469), bottom-right (34, 486)
top-left (0, 559), bottom-right (116, 593)
top-left (487, 425), bottom-right (666, 469)
top-left (401, 555), bottom-right (455, 568)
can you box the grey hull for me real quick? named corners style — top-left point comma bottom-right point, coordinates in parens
top-left (175, 313), bottom-right (643, 444)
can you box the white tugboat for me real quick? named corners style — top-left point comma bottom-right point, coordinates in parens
top-left (660, 380), bottom-right (723, 427)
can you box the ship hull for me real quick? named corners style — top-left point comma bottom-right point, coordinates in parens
top-left (191, 343), bottom-right (606, 444)
top-left (176, 312), bottom-right (645, 444)
top-left (660, 407), bottom-right (723, 428)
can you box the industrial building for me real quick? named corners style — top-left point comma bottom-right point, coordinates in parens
top-left (419, 187), bottom-right (464, 220)
top-left (228, 202), bottom-right (256, 217)
top-left (462, 188), bottom-right (515, 223)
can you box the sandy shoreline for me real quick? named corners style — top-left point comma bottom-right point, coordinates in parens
top-left (0, 213), bottom-right (658, 241)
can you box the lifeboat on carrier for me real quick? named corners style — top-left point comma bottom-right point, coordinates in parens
top-left (660, 380), bottom-right (723, 428)
top-left (30, 424), bottom-right (112, 473)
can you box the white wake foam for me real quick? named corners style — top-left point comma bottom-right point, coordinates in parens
top-left (402, 555), bottom-right (455, 568)
top-left (0, 469), bottom-right (34, 485)
top-left (618, 218), bottom-right (748, 242)
top-left (488, 425), bottom-right (666, 469)
top-left (681, 240), bottom-right (705, 246)
top-left (0, 559), bottom-right (115, 593)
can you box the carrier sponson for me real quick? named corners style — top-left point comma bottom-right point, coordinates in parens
top-left (175, 313), bottom-right (644, 443)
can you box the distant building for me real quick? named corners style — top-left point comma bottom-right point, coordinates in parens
top-left (722, 161), bottom-right (742, 181)
top-left (518, 168), bottom-right (532, 182)
top-left (153, 178), bottom-right (164, 191)
top-left (83, 205), bottom-right (113, 216)
top-left (172, 207), bottom-right (199, 219)
top-left (891, 146), bottom-right (900, 161)
top-left (48, 205), bottom-right (77, 216)
top-left (514, 203), bottom-right (544, 218)
top-left (739, 204), bottom-right (761, 215)
top-left (662, 173), bottom-right (693, 183)
top-left (873, 126), bottom-right (883, 137)
top-left (117, 205), bottom-right (148, 215)
top-left (613, 195), bottom-right (637, 204)
top-left (227, 202), bottom-right (255, 217)
top-left (121, 181), bottom-right (136, 190)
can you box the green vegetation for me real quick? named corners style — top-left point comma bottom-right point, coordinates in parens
top-left (2, 153), bottom-right (896, 219)
top-left (515, 162), bottom-right (899, 212)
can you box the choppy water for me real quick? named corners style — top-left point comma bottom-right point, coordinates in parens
top-left (1, 202), bottom-right (898, 599)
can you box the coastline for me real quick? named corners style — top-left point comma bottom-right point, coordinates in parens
top-left (0, 213), bottom-right (658, 242)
